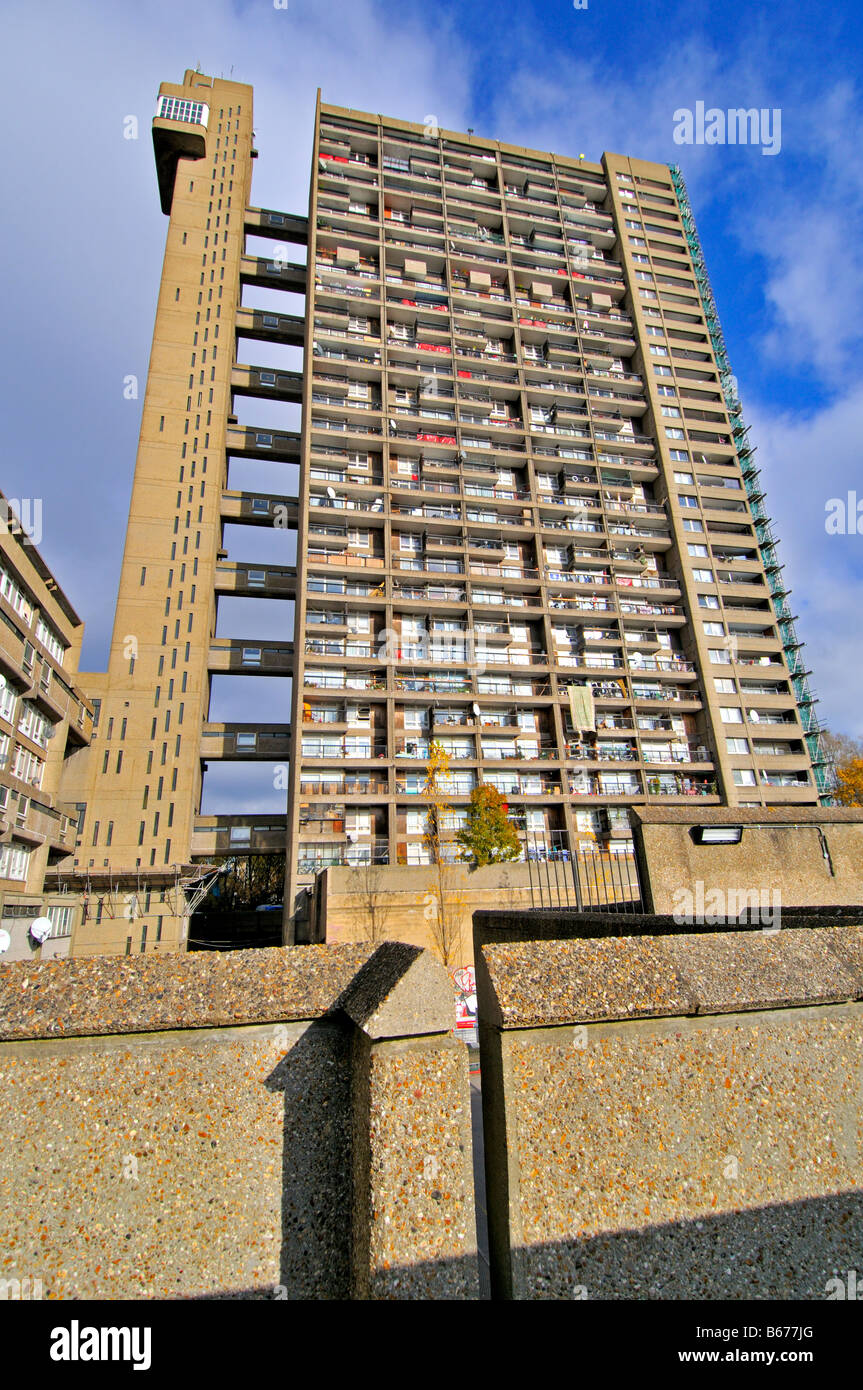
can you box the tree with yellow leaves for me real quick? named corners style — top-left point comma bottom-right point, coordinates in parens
top-left (422, 741), bottom-right (466, 968)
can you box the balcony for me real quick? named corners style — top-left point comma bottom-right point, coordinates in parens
top-left (297, 839), bottom-right (389, 873)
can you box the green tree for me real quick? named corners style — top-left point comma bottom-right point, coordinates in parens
top-left (456, 785), bottom-right (521, 866)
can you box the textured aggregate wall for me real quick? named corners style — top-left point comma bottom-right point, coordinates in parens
top-left (0, 943), bottom-right (478, 1300)
top-left (476, 926), bottom-right (863, 1299)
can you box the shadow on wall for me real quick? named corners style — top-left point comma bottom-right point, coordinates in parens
top-left (502, 1191), bottom-right (863, 1301)
top-left (191, 1188), bottom-right (863, 1301)
top-left (268, 1021), bottom-right (353, 1299)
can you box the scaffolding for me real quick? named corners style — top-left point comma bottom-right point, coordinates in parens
top-left (45, 863), bottom-right (225, 927)
top-left (668, 165), bottom-right (835, 801)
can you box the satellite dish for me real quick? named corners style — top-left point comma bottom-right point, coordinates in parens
top-left (326, 486), bottom-right (336, 499)
top-left (748, 710), bottom-right (760, 722)
top-left (346, 831), bottom-right (358, 843)
top-left (30, 916), bottom-right (53, 944)
top-left (0, 674), bottom-right (6, 691)
top-left (0, 929), bottom-right (10, 953)
top-left (472, 702), bottom-right (481, 716)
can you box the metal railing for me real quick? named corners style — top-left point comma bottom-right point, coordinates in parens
top-left (522, 828), bottom-right (641, 913)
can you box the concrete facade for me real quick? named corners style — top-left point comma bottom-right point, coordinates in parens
top-left (475, 924), bottom-right (863, 1299)
top-left (53, 67), bottom-right (831, 956)
top-left (61, 71), bottom-right (283, 956)
top-left (630, 805), bottom-right (863, 915)
top-left (0, 942), bottom-right (478, 1300)
top-left (0, 493), bottom-right (94, 961)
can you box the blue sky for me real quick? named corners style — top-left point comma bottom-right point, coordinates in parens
top-left (2, 0), bottom-right (862, 806)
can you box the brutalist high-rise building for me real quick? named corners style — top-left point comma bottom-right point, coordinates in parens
top-left (62, 70), bottom-right (831, 953)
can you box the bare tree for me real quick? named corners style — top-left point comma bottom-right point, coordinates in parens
top-left (422, 742), bottom-right (465, 968)
top-left (349, 860), bottom-right (393, 944)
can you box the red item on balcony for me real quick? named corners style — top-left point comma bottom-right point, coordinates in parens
top-left (457, 370), bottom-right (471, 378)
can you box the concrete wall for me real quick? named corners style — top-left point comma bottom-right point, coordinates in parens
top-left (0, 943), bottom-right (478, 1300)
top-left (313, 862), bottom-right (541, 967)
top-left (475, 921), bottom-right (863, 1299)
top-left (631, 807), bottom-right (863, 916)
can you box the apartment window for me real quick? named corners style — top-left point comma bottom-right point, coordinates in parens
top-left (0, 683), bottom-right (17, 725)
top-left (709, 649), bottom-right (732, 665)
top-left (720, 707), bottom-right (744, 723)
top-left (687, 544), bottom-right (709, 557)
top-left (36, 618), bottom-right (65, 663)
top-left (46, 905), bottom-right (73, 938)
top-left (673, 471), bottom-right (693, 484)
top-left (698, 594), bottom-right (720, 609)
top-left (703, 622), bottom-right (724, 636)
top-left (0, 843), bottom-right (30, 881)
top-left (692, 569), bottom-right (713, 582)
top-left (714, 679), bottom-right (735, 694)
top-left (12, 744), bottom-right (44, 787)
top-left (156, 96), bottom-right (209, 128)
top-left (726, 738), bottom-right (749, 754)
top-left (732, 769), bottom-right (757, 786)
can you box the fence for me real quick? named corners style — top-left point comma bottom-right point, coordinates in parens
top-left (523, 828), bottom-right (641, 912)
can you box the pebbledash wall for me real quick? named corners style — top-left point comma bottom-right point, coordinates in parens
top-left (0, 943), bottom-right (478, 1300)
top-left (474, 915), bottom-right (863, 1299)
top-left (3, 924), bottom-right (863, 1301)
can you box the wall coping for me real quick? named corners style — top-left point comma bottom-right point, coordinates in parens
top-left (0, 942), bottom-right (453, 1043)
top-left (630, 807), bottom-right (863, 826)
top-left (476, 926), bottom-right (863, 1030)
